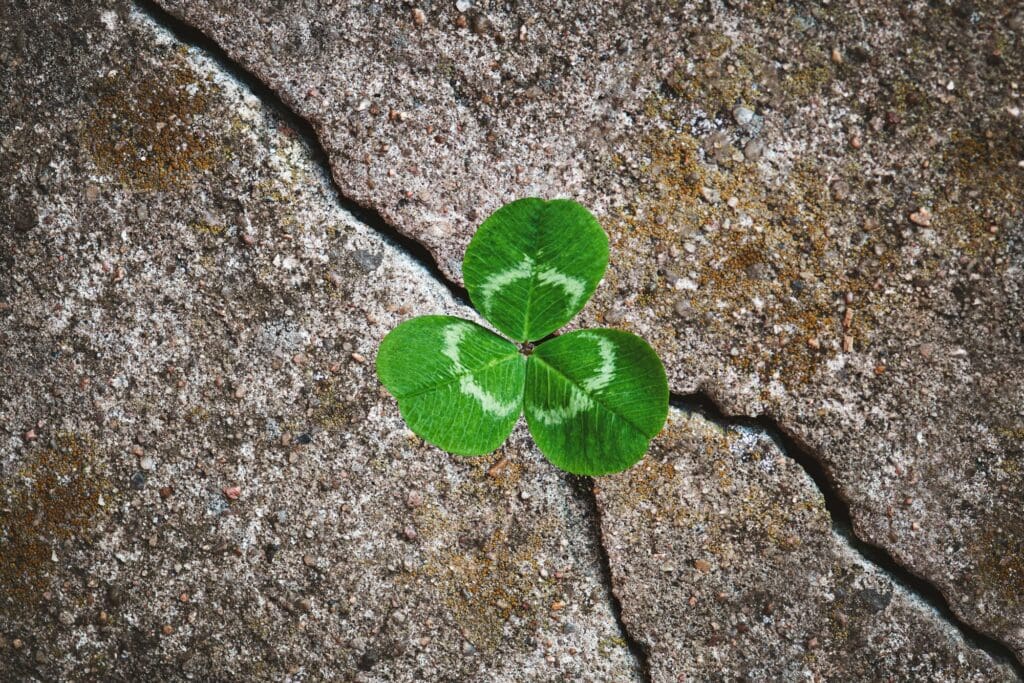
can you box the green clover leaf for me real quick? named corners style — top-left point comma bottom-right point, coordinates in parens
top-left (463, 197), bottom-right (609, 342)
top-left (524, 329), bottom-right (668, 475)
top-left (376, 316), bottom-right (525, 455)
top-left (376, 198), bottom-right (668, 476)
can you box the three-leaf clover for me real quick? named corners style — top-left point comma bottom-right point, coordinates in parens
top-left (376, 197), bottom-right (668, 476)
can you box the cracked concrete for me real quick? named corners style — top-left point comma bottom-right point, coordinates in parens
top-left (597, 408), bottom-right (1017, 681)
top-left (0, 4), bottom-right (639, 680)
top-left (145, 0), bottom-right (1024, 666)
top-left (2, 0), bottom-right (1023, 680)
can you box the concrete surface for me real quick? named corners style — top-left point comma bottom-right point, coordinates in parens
top-left (148, 0), bottom-right (1024, 664)
top-left (2, 0), bottom-right (1022, 680)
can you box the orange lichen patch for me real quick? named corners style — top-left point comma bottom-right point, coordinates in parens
top-left (0, 435), bottom-right (110, 607)
top-left (937, 131), bottom-right (1023, 258)
top-left (607, 127), bottom-right (892, 388)
top-left (84, 57), bottom-right (230, 191)
top-left (970, 517), bottom-right (1024, 630)
top-left (465, 445), bottom-right (525, 492)
top-left (190, 220), bottom-right (226, 236)
top-left (611, 455), bottom-right (678, 503)
top-left (311, 375), bottom-right (362, 432)
top-left (413, 514), bottom-right (557, 652)
top-left (441, 528), bottom-right (541, 648)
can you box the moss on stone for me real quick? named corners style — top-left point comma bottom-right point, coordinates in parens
top-left (0, 434), bottom-right (110, 610)
top-left (84, 59), bottom-right (230, 191)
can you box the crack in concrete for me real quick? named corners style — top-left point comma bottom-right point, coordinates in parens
top-left (133, 1), bottom-right (1023, 677)
top-left (133, 1), bottom-right (647, 675)
top-left (568, 475), bottom-right (653, 683)
top-left (672, 391), bottom-right (1024, 678)
top-left (132, 0), bottom-right (471, 311)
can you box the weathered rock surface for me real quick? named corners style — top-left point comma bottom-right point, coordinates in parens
top-left (598, 409), bottom-right (1017, 681)
top-left (150, 0), bottom-right (1024, 661)
top-left (0, 4), bottom-right (640, 680)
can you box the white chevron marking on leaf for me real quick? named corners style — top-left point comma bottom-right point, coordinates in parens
top-left (477, 255), bottom-right (534, 314)
top-left (536, 267), bottom-right (586, 310)
top-left (441, 322), bottom-right (518, 416)
top-left (533, 333), bottom-right (617, 425)
top-left (532, 384), bottom-right (594, 425)
top-left (580, 333), bottom-right (616, 392)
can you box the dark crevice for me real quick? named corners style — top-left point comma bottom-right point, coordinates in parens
top-left (133, 1), bottom-right (1022, 678)
top-left (133, 0), bottom-right (645, 674)
top-left (567, 475), bottom-right (653, 682)
top-left (133, 0), bottom-right (471, 309)
top-left (671, 390), bottom-right (1024, 678)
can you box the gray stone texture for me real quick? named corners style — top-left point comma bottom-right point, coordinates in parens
top-left (597, 409), bottom-right (1016, 681)
top-left (149, 0), bottom-right (1024, 663)
top-left (2, 0), bottom-right (1023, 679)
top-left (0, 4), bottom-right (639, 680)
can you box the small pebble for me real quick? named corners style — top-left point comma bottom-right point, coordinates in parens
top-left (411, 8), bottom-right (426, 26)
top-left (908, 207), bottom-right (932, 227)
top-left (162, 624), bottom-right (174, 636)
top-left (700, 186), bottom-right (720, 204)
top-left (732, 106), bottom-right (754, 126)
top-left (743, 139), bottom-right (764, 162)
top-left (406, 490), bottom-right (424, 508)
top-left (694, 559), bottom-right (712, 573)
top-left (222, 486), bottom-right (241, 501)
top-left (461, 641), bottom-right (476, 655)
top-left (487, 458), bottom-right (508, 477)
top-left (139, 456), bottom-right (155, 472)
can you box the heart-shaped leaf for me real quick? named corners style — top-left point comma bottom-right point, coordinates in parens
top-left (524, 329), bottom-right (668, 475)
top-left (377, 315), bottom-right (525, 455)
top-left (463, 197), bottom-right (609, 342)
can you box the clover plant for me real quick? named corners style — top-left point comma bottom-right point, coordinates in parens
top-left (376, 197), bottom-right (668, 476)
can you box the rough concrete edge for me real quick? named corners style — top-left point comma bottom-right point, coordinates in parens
top-left (130, 0), bottom-right (1024, 677)
top-left (131, 0), bottom-right (470, 309)
top-left (129, 2), bottom-right (647, 678)
top-left (672, 392), bottom-right (1024, 678)
top-left (568, 476), bottom-right (653, 683)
